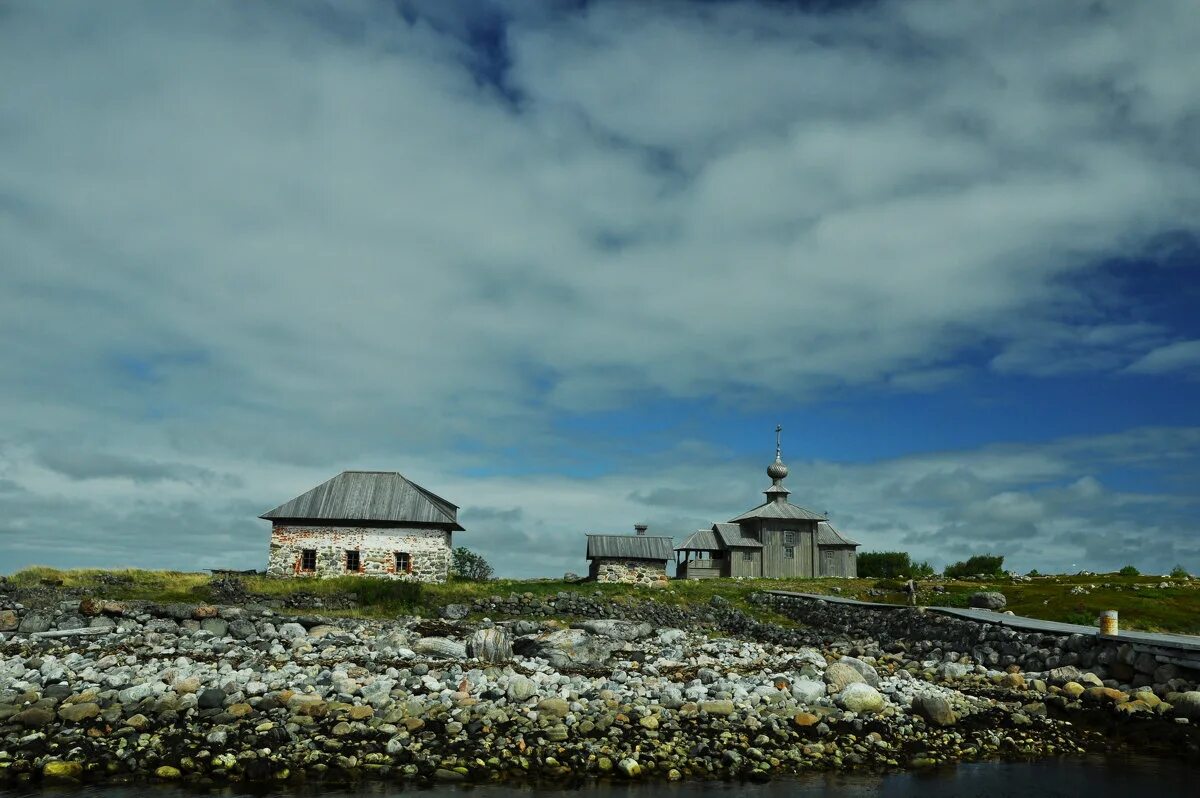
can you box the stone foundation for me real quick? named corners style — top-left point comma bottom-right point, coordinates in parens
top-left (267, 525), bottom-right (451, 583)
top-left (590, 559), bottom-right (669, 587)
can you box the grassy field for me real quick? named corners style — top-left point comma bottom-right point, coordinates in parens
top-left (6, 567), bottom-right (1199, 634)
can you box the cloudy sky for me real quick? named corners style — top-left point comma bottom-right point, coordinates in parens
top-left (2, 0), bottom-right (1199, 578)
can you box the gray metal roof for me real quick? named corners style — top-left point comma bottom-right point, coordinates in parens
top-left (676, 529), bottom-right (719, 551)
top-left (729, 499), bottom-right (827, 523)
top-left (586, 534), bottom-right (673, 561)
top-left (260, 471), bottom-right (463, 529)
top-left (714, 522), bottom-right (763, 548)
top-left (817, 521), bottom-right (859, 547)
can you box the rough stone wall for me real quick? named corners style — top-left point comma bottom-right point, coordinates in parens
top-left (592, 558), bottom-right (668, 587)
top-left (758, 593), bottom-right (1198, 692)
top-left (267, 525), bottom-right (451, 583)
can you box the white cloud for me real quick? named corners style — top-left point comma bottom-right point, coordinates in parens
top-left (0, 1), bottom-right (1198, 574)
top-left (1125, 340), bottom-right (1200, 376)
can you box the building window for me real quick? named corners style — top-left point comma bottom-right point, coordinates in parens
top-left (300, 549), bottom-right (317, 571)
top-left (395, 552), bottom-right (411, 573)
top-left (784, 531), bottom-right (796, 545)
top-left (345, 550), bottom-right (360, 572)
top-left (784, 546), bottom-right (795, 559)
top-left (742, 551), bottom-right (752, 561)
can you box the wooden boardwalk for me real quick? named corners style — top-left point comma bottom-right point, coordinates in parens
top-left (766, 591), bottom-right (1200, 663)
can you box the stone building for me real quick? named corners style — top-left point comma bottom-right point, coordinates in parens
top-left (675, 428), bottom-right (859, 579)
top-left (261, 470), bottom-right (463, 582)
top-left (585, 525), bottom-right (672, 586)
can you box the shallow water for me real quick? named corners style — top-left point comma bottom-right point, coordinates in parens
top-left (1, 756), bottom-right (1197, 798)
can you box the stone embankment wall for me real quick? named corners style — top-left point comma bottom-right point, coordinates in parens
top-left (267, 526), bottom-right (451, 583)
top-left (758, 593), bottom-right (1199, 693)
top-left (590, 559), bottom-right (669, 587)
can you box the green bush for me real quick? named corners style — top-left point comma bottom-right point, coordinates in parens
top-left (450, 547), bottom-right (494, 582)
top-left (1118, 565), bottom-right (1140, 577)
top-left (944, 554), bottom-right (1005, 579)
top-left (1026, 569), bottom-right (1041, 577)
top-left (857, 551), bottom-right (916, 579)
top-left (910, 560), bottom-right (935, 579)
top-left (874, 579), bottom-right (907, 591)
top-left (1170, 565), bottom-right (1191, 579)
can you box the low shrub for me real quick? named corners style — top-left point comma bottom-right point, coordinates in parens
top-left (1118, 565), bottom-right (1140, 577)
top-left (1170, 564), bottom-right (1191, 579)
top-left (858, 551), bottom-right (917, 579)
top-left (944, 554), bottom-right (1005, 579)
top-left (450, 547), bottom-right (494, 582)
top-left (910, 560), bottom-right (935, 579)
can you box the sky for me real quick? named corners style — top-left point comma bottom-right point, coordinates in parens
top-left (1, 0), bottom-right (1198, 579)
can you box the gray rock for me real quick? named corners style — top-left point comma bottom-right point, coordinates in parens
top-left (227, 619), bottom-right (257, 640)
top-left (506, 675), bottom-right (538, 702)
top-left (571, 619), bottom-right (653, 641)
top-left (276, 622), bottom-right (307, 639)
top-left (968, 591), bottom-right (1007, 611)
top-left (657, 628), bottom-right (687, 646)
top-left (791, 677), bottom-right (826, 705)
top-left (1047, 665), bottom-right (1084, 685)
top-left (88, 616), bottom-right (117, 630)
top-left (197, 688), bottom-right (226, 709)
top-left (824, 661), bottom-right (866, 692)
top-left (836, 656), bottom-right (881, 687)
top-left (512, 628), bottom-right (613, 669)
top-left (467, 628), bottom-right (512, 663)
top-left (18, 612), bottom-right (53, 634)
top-left (412, 637), bottom-right (468, 659)
top-left (1172, 691), bottom-right (1200, 720)
top-left (56, 615), bottom-right (87, 631)
top-left (200, 618), bottom-right (229, 637)
top-left (937, 662), bottom-right (971, 681)
top-left (438, 604), bottom-right (470, 621)
top-left (837, 683), bottom-right (884, 714)
top-left (912, 693), bottom-right (956, 726)
top-left (145, 618), bottom-right (179, 634)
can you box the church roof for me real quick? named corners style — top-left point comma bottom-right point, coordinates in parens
top-left (713, 522), bottom-right (763, 548)
top-left (260, 470), bottom-right (463, 529)
top-left (817, 521), bottom-right (859, 546)
top-left (676, 529), bottom-right (719, 551)
top-left (728, 500), bottom-right (827, 523)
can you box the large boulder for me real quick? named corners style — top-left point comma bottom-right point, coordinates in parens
top-left (835, 656), bottom-right (881, 687)
top-left (18, 612), bottom-right (53, 634)
top-left (438, 604), bottom-right (470, 621)
top-left (1171, 691), bottom-right (1200, 720)
top-left (790, 678), bottom-right (826, 705)
top-left (412, 637), bottom-right (468, 659)
top-left (467, 628), bottom-right (512, 663)
top-left (823, 661), bottom-right (866, 692)
top-left (512, 628), bottom-right (613, 669)
top-left (571, 619), bottom-right (654, 641)
top-left (837, 683), bottom-right (884, 714)
top-left (968, 591), bottom-right (1007, 611)
top-left (912, 693), bottom-right (957, 726)
top-left (0, 610), bottom-right (18, 632)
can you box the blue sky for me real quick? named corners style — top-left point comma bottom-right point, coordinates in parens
top-left (1, 0), bottom-right (1198, 578)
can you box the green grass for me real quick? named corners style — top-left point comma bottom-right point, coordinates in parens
top-left (7, 567), bottom-right (1199, 634)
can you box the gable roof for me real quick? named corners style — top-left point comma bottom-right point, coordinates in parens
top-left (817, 520), bottom-right (859, 547)
top-left (260, 471), bottom-right (463, 529)
top-left (713, 522), bottom-right (763, 548)
top-left (729, 500), bottom-right (827, 523)
top-left (586, 534), bottom-right (673, 561)
top-left (676, 529), bottom-right (719, 551)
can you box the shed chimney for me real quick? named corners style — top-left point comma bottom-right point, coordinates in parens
top-left (634, 524), bottom-right (648, 536)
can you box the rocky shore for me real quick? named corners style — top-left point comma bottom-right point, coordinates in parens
top-left (2, 588), bottom-right (1199, 789)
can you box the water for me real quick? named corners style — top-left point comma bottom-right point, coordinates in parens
top-left (1, 756), bottom-right (1196, 798)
